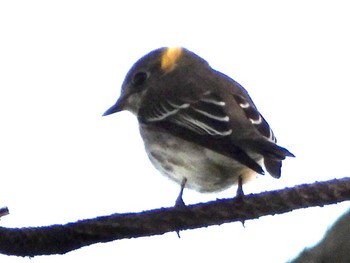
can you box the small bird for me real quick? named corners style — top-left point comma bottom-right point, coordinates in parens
top-left (104, 47), bottom-right (294, 204)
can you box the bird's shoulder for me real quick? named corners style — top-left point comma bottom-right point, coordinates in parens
top-left (139, 70), bottom-right (275, 143)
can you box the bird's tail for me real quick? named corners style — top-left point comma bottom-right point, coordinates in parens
top-left (240, 139), bottom-right (294, 178)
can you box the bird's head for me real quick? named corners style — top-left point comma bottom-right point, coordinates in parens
top-left (103, 47), bottom-right (188, 116)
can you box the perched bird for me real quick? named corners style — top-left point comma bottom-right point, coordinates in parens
top-left (104, 47), bottom-right (294, 203)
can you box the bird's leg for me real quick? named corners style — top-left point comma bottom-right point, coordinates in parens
top-left (175, 177), bottom-right (187, 207)
top-left (236, 175), bottom-right (246, 227)
top-left (175, 178), bottom-right (187, 238)
top-left (236, 175), bottom-right (244, 197)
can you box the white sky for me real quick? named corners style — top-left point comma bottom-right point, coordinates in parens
top-left (1, 1), bottom-right (350, 262)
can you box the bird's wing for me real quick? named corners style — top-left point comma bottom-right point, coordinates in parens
top-left (231, 94), bottom-right (294, 178)
top-left (142, 91), bottom-right (233, 137)
top-left (232, 94), bottom-right (276, 143)
top-left (138, 90), bottom-right (265, 175)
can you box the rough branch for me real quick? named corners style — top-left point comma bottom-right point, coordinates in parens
top-left (0, 177), bottom-right (350, 257)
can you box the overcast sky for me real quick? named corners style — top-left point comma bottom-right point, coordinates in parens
top-left (1, 1), bottom-right (350, 262)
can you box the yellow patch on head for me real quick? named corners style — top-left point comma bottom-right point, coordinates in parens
top-left (161, 47), bottom-right (183, 72)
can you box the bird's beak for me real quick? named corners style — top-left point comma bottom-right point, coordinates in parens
top-left (103, 96), bottom-right (127, 116)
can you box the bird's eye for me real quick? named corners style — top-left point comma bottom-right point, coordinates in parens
top-left (132, 71), bottom-right (149, 86)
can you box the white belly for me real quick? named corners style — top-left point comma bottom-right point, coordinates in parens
top-left (140, 125), bottom-right (262, 193)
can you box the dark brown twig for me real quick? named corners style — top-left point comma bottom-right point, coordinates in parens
top-left (0, 207), bottom-right (9, 219)
top-left (0, 178), bottom-right (350, 257)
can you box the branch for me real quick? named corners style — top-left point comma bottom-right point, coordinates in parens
top-left (0, 207), bottom-right (9, 219)
top-left (1, 177), bottom-right (350, 257)
top-left (291, 207), bottom-right (350, 262)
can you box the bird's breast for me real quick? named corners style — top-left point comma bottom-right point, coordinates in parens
top-left (139, 125), bottom-right (261, 193)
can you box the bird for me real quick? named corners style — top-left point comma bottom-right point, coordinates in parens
top-left (103, 47), bottom-right (294, 205)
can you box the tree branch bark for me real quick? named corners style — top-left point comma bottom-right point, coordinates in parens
top-left (1, 177), bottom-right (350, 257)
